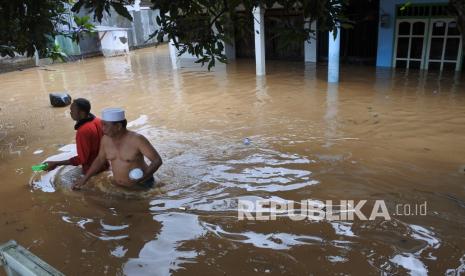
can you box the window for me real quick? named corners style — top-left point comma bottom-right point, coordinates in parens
top-left (393, 19), bottom-right (427, 69)
top-left (425, 19), bottom-right (463, 71)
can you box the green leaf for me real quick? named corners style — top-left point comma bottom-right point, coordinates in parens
top-left (400, 2), bottom-right (412, 11)
top-left (47, 42), bottom-right (68, 62)
top-left (111, 2), bottom-right (133, 22)
top-left (340, 22), bottom-right (353, 29)
top-left (207, 58), bottom-right (215, 70)
top-left (71, 1), bottom-right (85, 13)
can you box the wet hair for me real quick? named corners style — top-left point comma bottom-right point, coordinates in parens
top-left (112, 119), bottom-right (127, 129)
top-left (73, 98), bottom-right (91, 114)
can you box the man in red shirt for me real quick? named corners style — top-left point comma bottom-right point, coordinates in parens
top-left (46, 98), bottom-right (107, 174)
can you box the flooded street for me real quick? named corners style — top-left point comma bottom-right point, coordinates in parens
top-left (1, 45), bottom-right (465, 275)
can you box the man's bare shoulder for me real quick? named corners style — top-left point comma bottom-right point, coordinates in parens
top-left (127, 131), bottom-right (151, 144)
top-left (122, 130), bottom-right (142, 142)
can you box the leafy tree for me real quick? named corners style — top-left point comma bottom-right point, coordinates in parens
top-left (72, 15), bottom-right (96, 44)
top-left (0, 0), bottom-right (69, 58)
top-left (0, 0), bottom-right (98, 61)
top-left (71, 0), bottom-right (134, 22)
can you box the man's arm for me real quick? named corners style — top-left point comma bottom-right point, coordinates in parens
top-left (45, 159), bottom-right (73, 171)
top-left (46, 129), bottom-right (92, 171)
top-left (72, 138), bottom-right (107, 190)
top-left (136, 134), bottom-right (162, 183)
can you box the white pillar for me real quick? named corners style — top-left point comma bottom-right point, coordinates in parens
top-left (34, 50), bottom-right (40, 66)
top-left (253, 6), bottom-right (265, 76)
top-left (125, 0), bottom-right (140, 11)
top-left (134, 0), bottom-right (140, 11)
top-left (304, 20), bottom-right (317, 62)
top-left (328, 28), bottom-right (340, 83)
top-left (33, 45), bottom-right (40, 66)
top-left (169, 39), bottom-right (180, 69)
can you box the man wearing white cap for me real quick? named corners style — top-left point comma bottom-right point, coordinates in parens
top-left (72, 107), bottom-right (163, 190)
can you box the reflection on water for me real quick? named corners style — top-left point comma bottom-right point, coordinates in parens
top-left (0, 45), bottom-right (465, 275)
top-left (324, 84), bottom-right (338, 148)
top-left (124, 213), bottom-right (205, 275)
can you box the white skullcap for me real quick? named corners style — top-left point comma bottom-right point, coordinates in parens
top-left (101, 108), bottom-right (125, 122)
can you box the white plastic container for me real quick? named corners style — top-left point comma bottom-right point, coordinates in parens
top-left (129, 168), bottom-right (143, 180)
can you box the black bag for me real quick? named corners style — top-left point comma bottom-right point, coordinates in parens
top-left (49, 93), bottom-right (72, 107)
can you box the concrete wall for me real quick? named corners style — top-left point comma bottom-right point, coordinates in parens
top-left (0, 55), bottom-right (35, 73)
top-left (97, 28), bottom-right (130, 57)
top-left (78, 33), bottom-right (101, 56)
top-left (376, 0), bottom-right (449, 67)
top-left (94, 8), bottom-right (161, 49)
top-left (68, 6), bottom-right (162, 56)
top-left (55, 35), bottom-right (81, 56)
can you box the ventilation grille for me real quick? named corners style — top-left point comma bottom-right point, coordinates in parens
top-left (397, 4), bottom-right (450, 17)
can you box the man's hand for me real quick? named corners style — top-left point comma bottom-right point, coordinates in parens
top-left (127, 177), bottom-right (143, 187)
top-left (45, 161), bottom-right (60, 171)
top-left (72, 177), bottom-right (87, 190)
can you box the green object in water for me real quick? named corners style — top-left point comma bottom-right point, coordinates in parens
top-left (31, 163), bottom-right (48, 171)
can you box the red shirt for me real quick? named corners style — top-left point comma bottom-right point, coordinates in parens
top-left (68, 117), bottom-right (104, 173)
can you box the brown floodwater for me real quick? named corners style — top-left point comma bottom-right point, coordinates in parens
top-left (0, 45), bottom-right (465, 275)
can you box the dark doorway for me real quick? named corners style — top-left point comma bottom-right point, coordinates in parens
top-left (235, 9), bottom-right (304, 60)
top-left (318, 0), bottom-right (379, 65)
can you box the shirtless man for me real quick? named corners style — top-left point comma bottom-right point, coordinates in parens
top-left (72, 108), bottom-right (162, 190)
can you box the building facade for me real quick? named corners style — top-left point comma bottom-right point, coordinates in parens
top-left (377, 0), bottom-right (463, 71)
top-left (218, 0), bottom-right (463, 78)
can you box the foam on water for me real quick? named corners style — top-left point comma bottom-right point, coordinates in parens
top-left (202, 222), bottom-right (324, 250)
top-left (445, 254), bottom-right (465, 275)
top-left (409, 224), bottom-right (440, 253)
top-left (30, 170), bottom-right (57, 193)
top-left (330, 222), bottom-right (356, 237)
top-left (150, 193), bottom-right (325, 216)
top-left (30, 144), bottom-right (77, 192)
top-left (327, 255), bottom-right (348, 263)
top-left (226, 151), bottom-right (315, 166)
top-left (100, 220), bottom-right (129, 231)
top-left (390, 253), bottom-right (428, 276)
top-left (111, 246), bottom-right (128, 258)
top-left (361, 221), bottom-right (441, 275)
top-left (127, 115), bottom-right (148, 128)
top-left (205, 165), bottom-right (318, 192)
top-left (61, 214), bottom-right (129, 241)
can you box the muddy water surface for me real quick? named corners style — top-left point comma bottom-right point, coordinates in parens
top-left (0, 45), bottom-right (465, 275)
